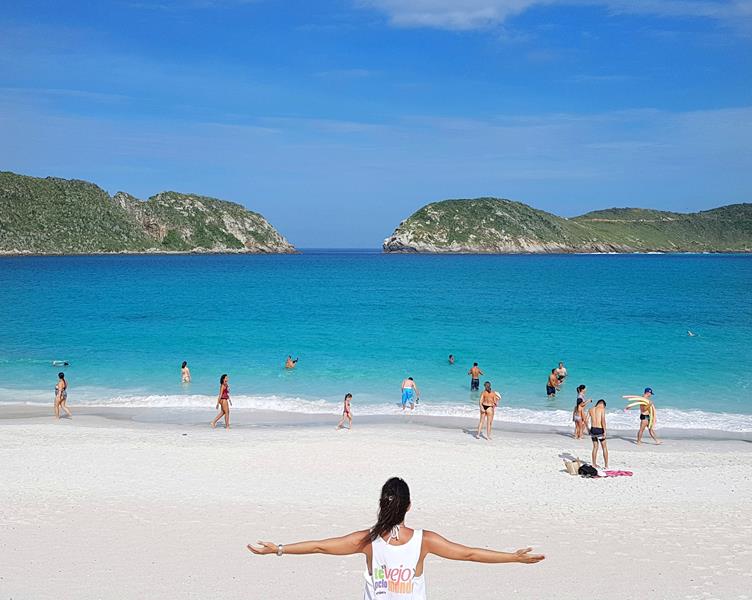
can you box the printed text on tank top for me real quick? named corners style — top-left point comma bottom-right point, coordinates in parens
top-left (368, 527), bottom-right (425, 598)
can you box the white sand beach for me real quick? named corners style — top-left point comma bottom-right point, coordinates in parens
top-left (1, 406), bottom-right (751, 599)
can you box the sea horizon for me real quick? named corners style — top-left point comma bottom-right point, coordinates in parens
top-left (3, 247), bottom-right (752, 257)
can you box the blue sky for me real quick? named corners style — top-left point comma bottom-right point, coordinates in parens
top-left (1, 0), bottom-right (750, 247)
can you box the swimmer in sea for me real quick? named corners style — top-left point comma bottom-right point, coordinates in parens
top-left (555, 362), bottom-right (567, 389)
top-left (588, 400), bottom-right (608, 469)
top-left (336, 393), bottom-right (353, 430)
top-left (625, 387), bottom-right (661, 445)
top-left (476, 381), bottom-right (499, 440)
top-left (468, 363), bottom-right (483, 391)
top-left (448, 354), bottom-right (455, 365)
top-left (54, 372), bottom-right (72, 419)
top-left (546, 369), bottom-right (558, 398)
top-left (181, 361), bottom-right (191, 383)
top-left (401, 377), bottom-right (419, 411)
top-left (211, 374), bottom-right (232, 429)
top-left (687, 330), bottom-right (696, 337)
top-left (285, 356), bottom-right (299, 369)
top-left (572, 385), bottom-right (591, 439)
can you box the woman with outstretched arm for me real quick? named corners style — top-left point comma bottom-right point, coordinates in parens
top-left (248, 477), bottom-right (544, 598)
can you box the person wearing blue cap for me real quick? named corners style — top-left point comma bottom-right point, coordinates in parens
top-left (626, 387), bottom-right (662, 445)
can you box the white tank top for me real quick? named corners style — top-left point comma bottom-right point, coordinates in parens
top-left (363, 529), bottom-right (426, 600)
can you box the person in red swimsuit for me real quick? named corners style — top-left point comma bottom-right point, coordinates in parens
top-left (211, 373), bottom-right (232, 429)
top-left (336, 393), bottom-right (353, 430)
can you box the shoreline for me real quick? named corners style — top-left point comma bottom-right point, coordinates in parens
top-left (0, 248), bottom-right (299, 257)
top-left (3, 404), bottom-right (750, 442)
top-left (2, 250), bottom-right (752, 257)
top-left (381, 249), bottom-right (752, 255)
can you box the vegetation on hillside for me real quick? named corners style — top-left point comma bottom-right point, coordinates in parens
top-left (0, 173), bottom-right (152, 253)
top-left (0, 172), bottom-right (295, 254)
top-left (384, 198), bottom-right (752, 253)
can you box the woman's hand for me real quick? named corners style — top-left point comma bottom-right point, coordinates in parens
top-left (247, 541), bottom-right (278, 555)
top-left (514, 548), bottom-right (545, 564)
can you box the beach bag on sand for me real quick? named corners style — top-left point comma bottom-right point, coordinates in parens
top-left (578, 464), bottom-right (598, 478)
top-left (564, 458), bottom-right (581, 475)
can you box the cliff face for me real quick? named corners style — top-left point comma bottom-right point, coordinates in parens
top-left (383, 198), bottom-right (752, 253)
top-left (0, 172), bottom-right (295, 254)
top-left (113, 191), bottom-right (295, 253)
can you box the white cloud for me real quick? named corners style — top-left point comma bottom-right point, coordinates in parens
top-left (359, 0), bottom-right (752, 29)
top-left (357, 0), bottom-right (540, 29)
top-left (313, 68), bottom-right (376, 79)
top-left (0, 86), bottom-right (129, 104)
top-left (122, 0), bottom-right (261, 9)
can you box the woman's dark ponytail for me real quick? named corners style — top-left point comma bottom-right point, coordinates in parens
top-left (369, 477), bottom-right (411, 542)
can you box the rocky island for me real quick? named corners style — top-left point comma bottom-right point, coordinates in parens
top-left (0, 172), bottom-right (295, 254)
top-left (383, 197), bottom-right (752, 254)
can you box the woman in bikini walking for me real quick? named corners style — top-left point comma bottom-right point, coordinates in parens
top-left (336, 393), bottom-right (353, 430)
top-left (54, 372), bottom-right (72, 419)
top-left (211, 374), bottom-right (231, 429)
top-left (248, 477), bottom-right (544, 599)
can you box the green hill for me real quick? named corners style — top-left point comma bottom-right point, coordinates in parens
top-left (383, 198), bottom-right (752, 253)
top-left (0, 172), bottom-right (295, 254)
top-left (573, 203), bottom-right (752, 252)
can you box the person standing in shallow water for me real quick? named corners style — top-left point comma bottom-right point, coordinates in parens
top-left (400, 377), bottom-right (419, 411)
top-left (211, 374), bottom-right (231, 429)
top-left (468, 362), bottom-right (483, 391)
top-left (546, 369), bottom-right (558, 398)
top-left (248, 477), bottom-right (544, 599)
top-left (181, 361), bottom-right (191, 383)
top-left (555, 362), bottom-right (567, 388)
top-left (54, 372), bottom-right (72, 419)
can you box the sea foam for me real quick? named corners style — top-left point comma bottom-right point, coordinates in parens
top-left (7, 391), bottom-right (750, 432)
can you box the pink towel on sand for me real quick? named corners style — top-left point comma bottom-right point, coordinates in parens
top-left (603, 470), bottom-right (633, 477)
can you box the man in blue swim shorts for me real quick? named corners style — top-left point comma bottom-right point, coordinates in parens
top-left (400, 377), bottom-right (419, 411)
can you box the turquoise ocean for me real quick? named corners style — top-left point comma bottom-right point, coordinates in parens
top-left (1, 252), bottom-right (750, 432)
